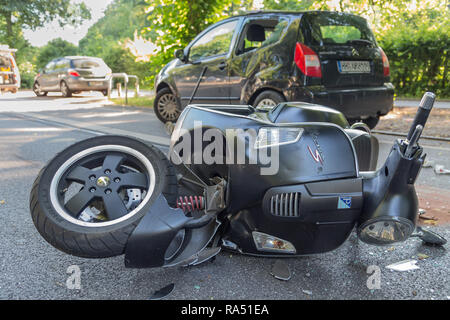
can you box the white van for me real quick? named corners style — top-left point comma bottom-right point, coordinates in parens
top-left (0, 45), bottom-right (20, 93)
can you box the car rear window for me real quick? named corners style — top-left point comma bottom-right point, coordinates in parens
top-left (72, 58), bottom-right (106, 69)
top-left (302, 12), bottom-right (376, 46)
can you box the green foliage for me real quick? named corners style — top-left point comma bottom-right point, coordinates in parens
top-left (379, 16), bottom-right (449, 98)
top-left (142, 0), bottom-right (252, 84)
top-left (36, 38), bottom-right (78, 69)
top-left (0, 0), bottom-right (91, 88)
top-left (0, 0), bottom-right (90, 46)
top-left (78, 0), bottom-right (153, 87)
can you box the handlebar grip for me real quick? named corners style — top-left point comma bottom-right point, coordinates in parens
top-left (406, 92), bottom-right (435, 140)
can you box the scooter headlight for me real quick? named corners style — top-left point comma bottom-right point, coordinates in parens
top-left (357, 217), bottom-right (414, 245)
top-left (254, 127), bottom-right (304, 149)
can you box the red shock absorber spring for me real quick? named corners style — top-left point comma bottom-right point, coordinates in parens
top-left (176, 195), bottom-right (204, 212)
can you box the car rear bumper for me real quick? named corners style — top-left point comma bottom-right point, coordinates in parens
top-left (66, 78), bottom-right (109, 91)
top-left (287, 83), bottom-right (394, 119)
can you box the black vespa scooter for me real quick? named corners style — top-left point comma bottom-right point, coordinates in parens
top-left (29, 92), bottom-right (446, 269)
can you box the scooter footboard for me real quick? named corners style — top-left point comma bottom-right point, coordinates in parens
top-left (124, 194), bottom-right (219, 268)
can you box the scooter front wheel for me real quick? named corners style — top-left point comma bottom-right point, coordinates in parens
top-left (29, 135), bottom-right (177, 258)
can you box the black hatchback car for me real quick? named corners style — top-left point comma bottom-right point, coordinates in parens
top-left (154, 11), bottom-right (394, 128)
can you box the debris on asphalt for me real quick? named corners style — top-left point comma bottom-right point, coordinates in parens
top-left (270, 259), bottom-right (291, 281)
top-left (302, 290), bottom-right (312, 295)
top-left (194, 285), bottom-right (200, 290)
top-left (413, 226), bottom-right (448, 245)
top-left (418, 208), bottom-right (426, 215)
top-left (422, 160), bottom-right (435, 168)
top-left (417, 253), bottom-right (429, 260)
top-left (423, 219), bottom-right (438, 226)
top-left (434, 164), bottom-right (450, 175)
top-left (386, 259), bottom-right (420, 272)
top-left (0, 200), bottom-right (5, 205)
top-left (412, 290), bottom-right (418, 296)
top-left (149, 283), bottom-right (175, 300)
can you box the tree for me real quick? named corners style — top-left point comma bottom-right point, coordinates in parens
top-left (36, 38), bottom-right (78, 69)
top-left (0, 0), bottom-right (91, 47)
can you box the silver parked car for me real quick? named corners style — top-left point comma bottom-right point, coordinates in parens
top-left (33, 56), bottom-right (112, 97)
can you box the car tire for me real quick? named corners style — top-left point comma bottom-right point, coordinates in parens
top-left (154, 87), bottom-right (181, 123)
top-left (101, 90), bottom-right (108, 96)
top-left (60, 81), bottom-right (72, 97)
top-left (253, 90), bottom-right (286, 110)
top-left (33, 81), bottom-right (47, 97)
top-left (362, 116), bottom-right (380, 129)
top-left (29, 135), bottom-right (178, 258)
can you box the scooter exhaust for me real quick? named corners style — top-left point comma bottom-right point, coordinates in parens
top-left (357, 92), bottom-right (435, 245)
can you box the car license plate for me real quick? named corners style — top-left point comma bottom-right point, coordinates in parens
top-left (337, 61), bottom-right (371, 73)
top-left (88, 81), bottom-right (102, 86)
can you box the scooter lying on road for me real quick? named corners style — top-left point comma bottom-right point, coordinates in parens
top-left (30, 92), bottom-right (446, 269)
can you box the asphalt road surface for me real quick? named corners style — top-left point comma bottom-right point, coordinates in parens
top-left (0, 91), bottom-right (448, 300)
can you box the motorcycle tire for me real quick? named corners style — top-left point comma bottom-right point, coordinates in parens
top-left (29, 135), bottom-right (178, 258)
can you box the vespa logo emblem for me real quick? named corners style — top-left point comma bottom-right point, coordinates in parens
top-left (307, 145), bottom-right (324, 165)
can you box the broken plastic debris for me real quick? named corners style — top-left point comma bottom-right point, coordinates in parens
top-left (386, 259), bottom-right (420, 271)
top-left (270, 259), bottom-right (291, 281)
top-left (422, 160), bottom-right (435, 168)
top-left (434, 164), bottom-right (450, 175)
top-left (302, 290), bottom-right (312, 295)
top-left (149, 283), bottom-right (175, 300)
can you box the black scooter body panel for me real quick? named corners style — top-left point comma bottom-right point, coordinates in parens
top-left (169, 105), bottom-right (362, 256)
top-left (171, 105), bottom-right (358, 213)
top-left (224, 178), bottom-right (363, 255)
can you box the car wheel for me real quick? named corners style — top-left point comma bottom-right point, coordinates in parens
top-left (253, 90), bottom-right (286, 110)
top-left (154, 87), bottom-right (181, 123)
top-left (101, 90), bottom-right (108, 96)
top-left (362, 116), bottom-right (380, 129)
top-left (33, 81), bottom-right (47, 97)
top-left (60, 81), bottom-right (72, 97)
top-left (29, 135), bottom-right (178, 258)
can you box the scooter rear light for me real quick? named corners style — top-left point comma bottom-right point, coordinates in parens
top-left (358, 217), bottom-right (414, 245)
top-left (294, 42), bottom-right (322, 78)
top-left (252, 231), bottom-right (296, 254)
top-left (379, 47), bottom-right (390, 77)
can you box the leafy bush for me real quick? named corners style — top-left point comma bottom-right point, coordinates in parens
top-left (379, 18), bottom-right (449, 98)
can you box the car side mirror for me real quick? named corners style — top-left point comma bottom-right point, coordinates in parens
top-left (174, 49), bottom-right (186, 62)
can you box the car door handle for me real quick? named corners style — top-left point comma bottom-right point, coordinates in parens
top-left (218, 61), bottom-right (227, 70)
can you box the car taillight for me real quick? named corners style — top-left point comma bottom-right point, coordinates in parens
top-left (294, 42), bottom-right (322, 78)
top-left (380, 48), bottom-right (390, 77)
top-left (69, 70), bottom-right (80, 77)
